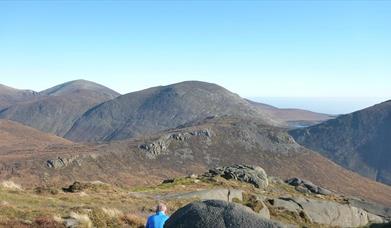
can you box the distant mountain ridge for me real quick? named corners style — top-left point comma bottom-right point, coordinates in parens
top-left (64, 81), bottom-right (279, 142)
top-left (247, 99), bottom-right (334, 128)
top-left (1, 80), bottom-right (333, 142)
top-left (290, 100), bottom-right (391, 186)
top-left (0, 80), bottom-right (120, 136)
top-left (0, 84), bottom-right (39, 110)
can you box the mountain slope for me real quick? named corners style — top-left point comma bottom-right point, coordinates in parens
top-left (0, 84), bottom-right (38, 110)
top-left (2, 116), bottom-right (391, 206)
top-left (247, 99), bottom-right (334, 128)
top-left (0, 119), bottom-right (71, 153)
top-left (290, 100), bottom-right (391, 185)
top-left (65, 81), bottom-right (278, 142)
top-left (0, 80), bottom-right (120, 136)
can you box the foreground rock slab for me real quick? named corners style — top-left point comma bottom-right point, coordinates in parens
top-left (164, 200), bottom-right (286, 228)
top-left (269, 197), bottom-right (384, 227)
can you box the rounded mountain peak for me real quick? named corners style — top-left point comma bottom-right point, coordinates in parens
top-left (39, 79), bottom-right (120, 97)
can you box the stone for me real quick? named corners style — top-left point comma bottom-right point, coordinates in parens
top-left (164, 200), bottom-right (286, 228)
top-left (268, 198), bottom-right (302, 213)
top-left (347, 197), bottom-right (391, 220)
top-left (269, 197), bottom-right (374, 227)
top-left (205, 164), bottom-right (268, 188)
top-left (285, 177), bottom-right (332, 195)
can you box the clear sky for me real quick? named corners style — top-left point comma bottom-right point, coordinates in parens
top-left (0, 1), bottom-right (390, 114)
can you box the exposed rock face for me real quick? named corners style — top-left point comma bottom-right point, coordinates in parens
top-left (164, 200), bottom-right (285, 228)
top-left (46, 157), bottom-right (81, 169)
top-left (205, 165), bottom-right (268, 188)
top-left (268, 197), bottom-right (382, 227)
top-left (286, 177), bottom-right (332, 195)
top-left (289, 100), bottom-right (391, 185)
top-left (138, 128), bottom-right (212, 159)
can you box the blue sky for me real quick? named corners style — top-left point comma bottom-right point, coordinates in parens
top-left (0, 1), bottom-right (390, 114)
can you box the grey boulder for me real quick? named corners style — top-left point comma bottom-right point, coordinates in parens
top-left (205, 164), bottom-right (268, 188)
top-left (164, 200), bottom-right (285, 228)
top-left (269, 197), bottom-right (382, 227)
top-left (285, 177), bottom-right (332, 195)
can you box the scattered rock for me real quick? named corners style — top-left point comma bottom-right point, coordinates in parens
top-left (63, 212), bottom-right (92, 228)
top-left (0, 180), bottom-right (22, 191)
top-left (188, 174), bottom-right (198, 179)
top-left (62, 181), bottom-right (108, 193)
top-left (165, 200), bottom-right (286, 228)
top-left (63, 181), bottom-right (85, 193)
top-left (285, 177), bottom-right (332, 195)
top-left (162, 178), bottom-right (175, 184)
top-left (205, 164), bottom-right (268, 188)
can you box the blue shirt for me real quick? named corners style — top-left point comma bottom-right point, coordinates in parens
top-left (146, 211), bottom-right (169, 228)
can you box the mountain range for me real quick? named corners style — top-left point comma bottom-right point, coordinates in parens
top-left (0, 80), bottom-right (120, 136)
top-left (0, 79), bottom-right (390, 206)
top-left (0, 80), bottom-right (331, 141)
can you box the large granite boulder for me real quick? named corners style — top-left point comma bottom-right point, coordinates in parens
top-left (164, 200), bottom-right (285, 228)
top-left (205, 164), bottom-right (268, 188)
top-left (347, 197), bottom-right (391, 220)
top-left (268, 197), bottom-right (383, 227)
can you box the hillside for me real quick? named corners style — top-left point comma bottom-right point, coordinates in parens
top-left (0, 80), bottom-right (120, 136)
top-left (0, 119), bottom-right (72, 153)
top-left (290, 100), bottom-right (391, 186)
top-left (247, 99), bottom-right (334, 128)
top-left (2, 116), bottom-right (391, 206)
top-left (0, 166), bottom-right (389, 227)
top-left (65, 81), bottom-right (279, 142)
top-left (0, 84), bottom-right (38, 110)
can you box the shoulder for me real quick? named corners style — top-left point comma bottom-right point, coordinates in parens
top-left (147, 214), bottom-right (156, 220)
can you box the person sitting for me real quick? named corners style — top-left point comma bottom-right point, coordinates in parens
top-left (146, 203), bottom-right (169, 228)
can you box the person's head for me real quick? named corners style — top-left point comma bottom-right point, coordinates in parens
top-left (156, 203), bottom-right (167, 213)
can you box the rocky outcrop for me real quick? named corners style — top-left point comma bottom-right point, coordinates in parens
top-left (286, 177), bottom-right (332, 195)
top-left (164, 200), bottom-right (286, 228)
top-left (62, 181), bottom-right (108, 193)
top-left (204, 165), bottom-right (268, 188)
top-left (46, 156), bottom-right (81, 169)
top-left (268, 197), bottom-right (383, 227)
top-left (138, 129), bottom-right (212, 159)
top-left (347, 197), bottom-right (391, 220)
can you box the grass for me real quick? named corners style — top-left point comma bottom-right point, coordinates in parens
top-left (0, 176), bottom-right (360, 227)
